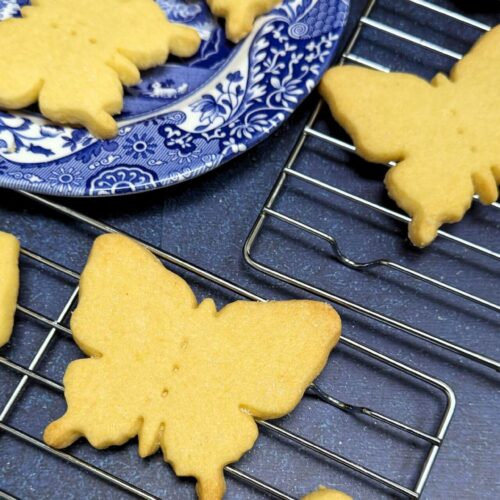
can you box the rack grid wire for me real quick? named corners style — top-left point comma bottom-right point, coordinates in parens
top-left (244, 0), bottom-right (500, 373)
top-left (0, 190), bottom-right (455, 500)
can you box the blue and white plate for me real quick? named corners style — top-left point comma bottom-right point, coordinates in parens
top-left (0, 0), bottom-right (349, 196)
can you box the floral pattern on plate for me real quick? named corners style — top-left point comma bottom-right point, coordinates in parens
top-left (0, 0), bottom-right (349, 196)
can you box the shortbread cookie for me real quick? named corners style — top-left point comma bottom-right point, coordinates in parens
top-left (0, 232), bottom-right (20, 348)
top-left (320, 26), bottom-right (500, 247)
top-left (44, 234), bottom-right (341, 500)
top-left (302, 487), bottom-right (352, 500)
top-left (0, 0), bottom-right (201, 138)
top-left (207, 0), bottom-right (281, 43)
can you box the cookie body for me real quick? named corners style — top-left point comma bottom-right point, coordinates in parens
top-left (44, 234), bottom-right (341, 500)
top-left (302, 487), bottom-right (352, 500)
top-left (320, 26), bottom-right (500, 247)
top-left (207, 0), bottom-right (281, 42)
top-left (0, 232), bottom-right (20, 348)
top-left (0, 0), bottom-right (200, 138)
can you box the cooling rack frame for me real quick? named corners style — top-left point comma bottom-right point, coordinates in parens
top-left (0, 190), bottom-right (456, 499)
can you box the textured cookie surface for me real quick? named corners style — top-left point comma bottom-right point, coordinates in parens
top-left (302, 487), bottom-right (352, 500)
top-left (207, 0), bottom-right (281, 42)
top-left (320, 26), bottom-right (500, 247)
top-left (0, 0), bottom-right (200, 138)
top-left (44, 234), bottom-right (341, 500)
top-left (0, 232), bottom-right (20, 348)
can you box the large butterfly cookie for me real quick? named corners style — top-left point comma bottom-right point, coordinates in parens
top-left (44, 234), bottom-right (341, 500)
top-left (0, 232), bottom-right (20, 348)
top-left (0, 0), bottom-right (201, 138)
top-left (320, 26), bottom-right (500, 247)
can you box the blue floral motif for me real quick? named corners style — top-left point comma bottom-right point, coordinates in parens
top-left (0, 0), bottom-right (349, 196)
top-left (61, 129), bottom-right (94, 152)
top-left (124, 133), bottom-right (157, 160)
top-left (191, 70), bottom-right (245, 129)
top-left (87, 165), bottom-right (160, 196)
top-left (48, 165), bottom-right (84, 194)
top-left (0, 112), bottom-right (55, 157)
top-left (159, 125), bottom-right (199, 160)
top-left (190, 95), bottom-right (225, 125)
top-left (269, 72), bottom-right (304, 107)
top-left (156, 0), bottom-right (202, 23)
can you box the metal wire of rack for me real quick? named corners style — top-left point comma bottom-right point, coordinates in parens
top-left (0, 191), bottom-right (455, 499)
top-left (244, 0), bottom-right (500, 373)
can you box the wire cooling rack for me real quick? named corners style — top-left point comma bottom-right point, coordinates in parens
top-left (244, 0), bottom-right (500, 373)
top-left (0, 190), bottom-right (455, 499)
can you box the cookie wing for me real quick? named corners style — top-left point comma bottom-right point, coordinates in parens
top-left (0, 18), bottom-right (45, 111)
top-left (0, 232), bottom-right (20, 348)
top-left (320, 65), bottom-right (434, 164)
top-left (69, 233), bottom-right (198, 358)
top-left (159, 300), bottom-right (341, 499)
top-left (220, 300), bottom-right (340, 418)
top-left (449, 25), bottom-right (500, 86)
top-left (43, 233), bottom-right (199, 449)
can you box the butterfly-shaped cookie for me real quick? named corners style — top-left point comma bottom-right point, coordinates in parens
top-left (44, 234), bottom-right (341, 500)
top-left (206, 0), bottom-right (281, 42)
top-left (320, 26), bottom-right (500, 247)
top-left (0, 0), bottom-right (201, 138)
top-left (0, 232), bottom-right (20, 348)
